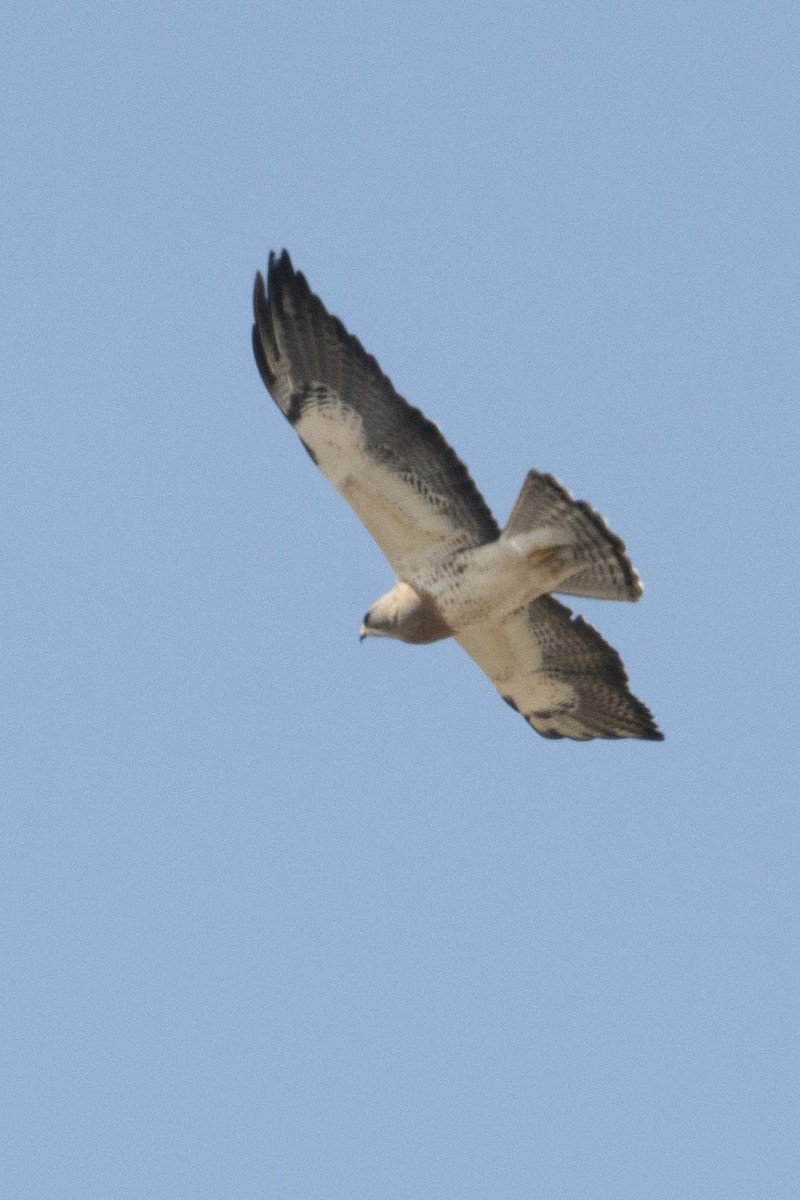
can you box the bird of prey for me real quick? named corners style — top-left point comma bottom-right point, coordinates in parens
top-left (252, 251), bottom-right (662, 742)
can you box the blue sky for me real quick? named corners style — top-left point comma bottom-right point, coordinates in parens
top-left (4, 2), bottom-right (799, 1196)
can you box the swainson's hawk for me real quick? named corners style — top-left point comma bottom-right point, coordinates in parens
top-left (252, 251), bottom-right (662, 742)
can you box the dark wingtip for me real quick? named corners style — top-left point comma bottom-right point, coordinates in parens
top-left (253, 250), bottom-right (318, 398)
top-left (251, 323), bottom-right (274, 390)
top-left (251, 270), bottom-right (273, 385)
top-left (628, 701), bottom-right (664, 741)
top-left (267, 249), bottom-right (298, 302)
top-left (253, 269), bottom-right (267, 319)
top-left (268, 247), bottom-right (288, 275)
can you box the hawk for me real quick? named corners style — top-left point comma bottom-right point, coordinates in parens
top-left (252, 251), bottom-right (662, 742)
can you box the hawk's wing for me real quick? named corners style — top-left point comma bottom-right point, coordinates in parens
top-left (456, 595), bottom-right (663, 741)
top-left (253, 252), bottom-right (498, 580)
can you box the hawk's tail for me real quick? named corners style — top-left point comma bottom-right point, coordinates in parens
top-left (503, 471), bottom-right (643, 602)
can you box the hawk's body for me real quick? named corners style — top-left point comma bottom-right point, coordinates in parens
top-left (253, 251), bottom-right (662, 742)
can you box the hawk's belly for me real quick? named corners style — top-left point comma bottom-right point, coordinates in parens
top-left (413, 532), bottom-right (578, 632)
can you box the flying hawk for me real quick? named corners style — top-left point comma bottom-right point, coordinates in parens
top-left (252, 252), bottom-right (662, 742)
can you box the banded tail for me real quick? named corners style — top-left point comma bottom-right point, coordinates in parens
top-left (503, 470), bottom-right (643, 602)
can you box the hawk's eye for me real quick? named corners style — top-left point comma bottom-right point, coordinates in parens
top-left (362, 611), bottom-right (371, 626)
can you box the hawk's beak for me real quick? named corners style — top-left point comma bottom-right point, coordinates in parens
top-left (359, 624), bottom-right (367, 642)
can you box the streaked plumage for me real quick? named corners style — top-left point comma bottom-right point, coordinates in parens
top-left (252, 251), bottom-right (662, 742)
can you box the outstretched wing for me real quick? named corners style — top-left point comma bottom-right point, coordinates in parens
top-left (253, 251), bottom-right (498, 580)
top-left (456, 595), bottom-right (663, 741)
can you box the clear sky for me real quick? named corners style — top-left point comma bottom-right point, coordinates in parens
top-left (4, 2), bottom-right (799, 1197)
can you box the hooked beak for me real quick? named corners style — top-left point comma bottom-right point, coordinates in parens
top-left (359, 624), bottom-right (367, 642)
